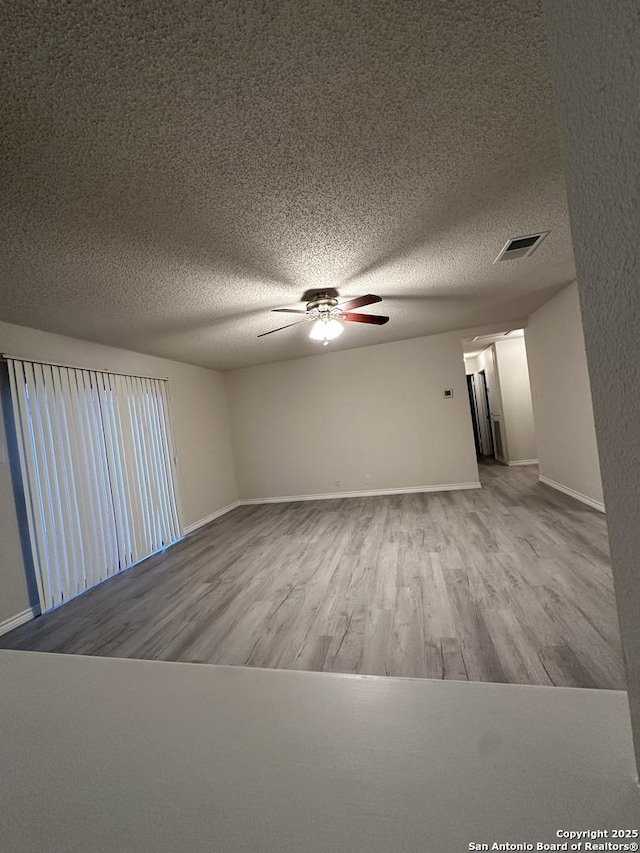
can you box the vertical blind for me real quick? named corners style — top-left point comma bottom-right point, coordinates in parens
top-left (7, 359), bottom-right (181, 612)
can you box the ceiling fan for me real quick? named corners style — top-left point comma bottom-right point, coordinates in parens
top-left (258, 291), bottom-right (389, 346)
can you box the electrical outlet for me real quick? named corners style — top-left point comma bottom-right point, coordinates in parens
top-left (334, 478), bottom-right (341, 488)
top-left (365, 474), bottom-right (371, 484)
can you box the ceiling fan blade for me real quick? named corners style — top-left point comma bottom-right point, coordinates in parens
top-left (337, 312), bottom-right (389, 325)
top-left (271, 308), bottom-right (308, 314)
top-left (336, 294), bottom-right (382, 312)
top-left (257, 317), bottom-right (314, 337)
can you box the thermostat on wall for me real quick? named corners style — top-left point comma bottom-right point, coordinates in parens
top-left (443, 389), bottom-right (454, 398)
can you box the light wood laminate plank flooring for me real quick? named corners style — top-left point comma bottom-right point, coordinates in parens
top-left (1, 462), bottom-right (625, 688)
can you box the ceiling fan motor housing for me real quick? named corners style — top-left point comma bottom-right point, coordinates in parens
top-left (306, 292), bottom-right (339, 314)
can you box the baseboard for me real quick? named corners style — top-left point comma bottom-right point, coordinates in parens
top-left (507, 459), bottom-right (539, 467)
top-left (241, 482), bottom-right (482, 505)
top-left (0, 604), bottom-right (40, 637)
top-left (539, 475), bottom-right (605, 513)
top-left (182, 501), bottom-right (241, 535)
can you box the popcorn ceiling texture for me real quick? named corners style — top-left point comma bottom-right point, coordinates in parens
top-left (1, 0), bottom-right (573, 370)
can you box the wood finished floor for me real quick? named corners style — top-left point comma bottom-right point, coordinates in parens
top-left (1, 462), bottom-right (625, 689)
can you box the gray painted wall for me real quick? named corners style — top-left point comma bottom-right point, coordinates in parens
top-left (545, 0), bottom-right (640, 767)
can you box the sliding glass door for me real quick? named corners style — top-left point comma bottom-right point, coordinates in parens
top-left (7, 360), bottom-right (181, 612)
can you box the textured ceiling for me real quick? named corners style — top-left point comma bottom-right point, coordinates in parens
top-left (0, 0), bottom-right (574, 371)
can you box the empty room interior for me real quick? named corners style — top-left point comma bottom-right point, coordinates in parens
top-left (2, 0), bottom-right (639, 848)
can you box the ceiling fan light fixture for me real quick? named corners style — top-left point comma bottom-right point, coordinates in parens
top-left (309, 317), bottom-right (343, 345)
top-left (259, 292), bottom-right (387, 341)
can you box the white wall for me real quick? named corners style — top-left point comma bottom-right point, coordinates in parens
top-left (226, 330), bottom-right (480, 500)
top-left (2, 651), bottom-right (638, 852)
top-left (544, 0), bottom-right (640, 769)
top-left (524, 283), bottom-right (603, 506)
top-left (493, 337), bottom-right (537, 464)
top-left (0, 319), bottom-right (238, 626)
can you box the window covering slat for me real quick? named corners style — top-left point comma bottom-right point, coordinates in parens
top-left (29, 361), bottom-right (66, 606)
top-left (96, 373), bottom-right (129, 570)
top-left (127, 375), bottom-right (156, 553)
top-left (142, 376), bottom-right (172, 545)
top-left (56, 366), bottom-right (89, 595)
top-left (45, 364), bottom-right (77, 599)
top-left (77, 369), bottom-right (111, 586)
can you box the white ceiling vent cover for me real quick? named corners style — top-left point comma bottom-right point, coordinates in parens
top-left (494, 231), bottom-right (550, 262)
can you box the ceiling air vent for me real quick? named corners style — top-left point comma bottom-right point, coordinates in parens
top-left (494, 231), bottom-right (549, 262)
top-left (471, 331), bottom-right (512, 343)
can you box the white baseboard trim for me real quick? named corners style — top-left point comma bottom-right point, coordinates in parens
top-left (539, 475), bottom-right (605, 513)
top-left (507, 459), bottom-right (539, 467)
top-left (0, 605), bottom-right (40, 637)
top-left (241, 482), bottom-right (482, 505)
top-left (182, 501), bottom-right (241, 535)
